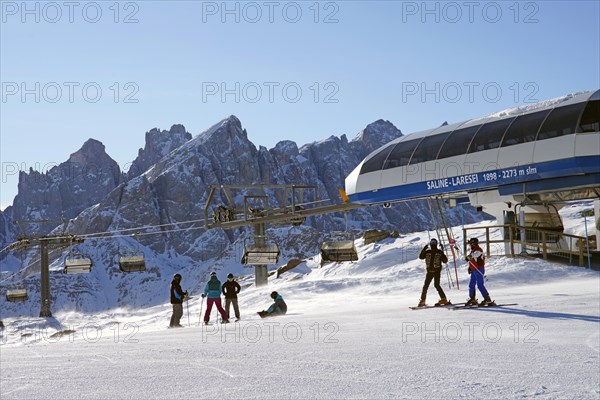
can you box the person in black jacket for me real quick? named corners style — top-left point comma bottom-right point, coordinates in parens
top-left (169, 273), bottom-right (187, 328)
top-left (417, 238), bottom-right (449, 307)
top-left (222, 273), bottom-right (241, 321)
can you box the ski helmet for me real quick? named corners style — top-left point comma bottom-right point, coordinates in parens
top-left (429, 238), bottom-right (438, 246)
top-left (173, 273), bottom-right (182, 280)
top-left (227, 273), bottom-right (234, 279)
top-left (469, 238), bottom-right (479, 245)
top-left (270, 291), bottom-right (278, 299)
top-left (210, 272), bottom-right (216, 276)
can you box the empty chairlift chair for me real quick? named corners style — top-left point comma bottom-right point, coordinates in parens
top-left (64, 253), bottom-right (93, 274)
top-left (320, 232), bottom-right (359, 263)
top-left (241, 239), bottom-right (281, 265)
top-left (118, 251), bottom-right (146, 272)
top-left (6, 289), bottom-right (28, 302)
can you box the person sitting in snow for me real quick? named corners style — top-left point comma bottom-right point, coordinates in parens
top-left (417, 238), bottom-right (449, 307)
top-left (202, 272), bottom-right (229, 324)
top-left (169, 273), bottom-right (188, 328)
top-left (465, 238), bottom-right (495, 306)
top-left (258, 291), bottom-right (287, 318)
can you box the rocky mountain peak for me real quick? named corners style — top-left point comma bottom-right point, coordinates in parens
top-left (67, 138), bottom-right (108, 165)
top-left (196, 115), bottom-right (246, 145)
top-left (127, 124), bottom-right (192, 179)
top-left (8, 138), bottom-right (122, 235)
top-left (353, 119), bottom-right (403, 153)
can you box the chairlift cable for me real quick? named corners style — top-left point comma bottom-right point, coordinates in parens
top-left (0, 247), bottom-right (63, 284)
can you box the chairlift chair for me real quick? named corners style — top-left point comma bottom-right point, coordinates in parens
top-left (6, 288), bottom-right (28, 302)
top-left (64, 253), bottom-right (93, 274)
top-left (118, 251), bottom-right (146, 272)
top-left (241, 239), bottom-right (280, 265)
top-left (320, 231), bottom-right (359, 263)
top-left (7, 247), bottom-right (30, 302)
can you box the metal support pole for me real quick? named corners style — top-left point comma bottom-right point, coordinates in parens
top-left (39, 239), bottom-right (52, 317)
top-left (583, 211), bottom-right (592, 270)
top-left (519, 209), bottom-right (527, 255)
top-left (254, 223), bottom-right (268, 287)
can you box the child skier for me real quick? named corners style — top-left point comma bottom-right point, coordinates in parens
top-left (465, 238), bottom-right (495, 306)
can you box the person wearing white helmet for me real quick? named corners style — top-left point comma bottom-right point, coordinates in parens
top-left (465, 238), bottom-right (495, 306)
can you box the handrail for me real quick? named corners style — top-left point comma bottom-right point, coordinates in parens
top-left (462, 224), bottom-right (591, 267)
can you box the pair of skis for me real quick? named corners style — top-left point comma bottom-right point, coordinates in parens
top-left (410, 302), bottom-right (517, 311)
top-left (409, 302), bottom-right (464, 310)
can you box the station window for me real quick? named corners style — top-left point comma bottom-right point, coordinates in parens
top-left (409, 131), bottom-right (452, 164)
top-left (437, 125), bottom-right (480, 159)
top-left (578, 100), bottom-right (600, 133)
top-left (500, 110), bottom-right (550, 148)
top-left (383, 138), bottom-right (423, 169)
top-left (360, 143), bottom-right (396, 174)
top-left (536, 103), bottom-right (586, 141)
top-left (468, 117), bottom-right (515, 153)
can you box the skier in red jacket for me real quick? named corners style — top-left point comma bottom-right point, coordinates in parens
top-left (465, 238), bottom-right (495, 306)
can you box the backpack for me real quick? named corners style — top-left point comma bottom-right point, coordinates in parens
top-left (208, 278), bottom-right (220, 291)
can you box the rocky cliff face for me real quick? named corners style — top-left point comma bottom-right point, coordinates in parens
top-left (3, 139), bottom-right (123, 237)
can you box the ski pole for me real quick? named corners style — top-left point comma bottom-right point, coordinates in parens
top-left (186, 295), bottom-right (190, 327)
top-left (446, 264), bottom-right (454, 288)
top-left (444, 263), bottom-right (451, 289)
top-left (199, 295), bottom-right (205, 326)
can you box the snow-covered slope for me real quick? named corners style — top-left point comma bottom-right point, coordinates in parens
top-left (1, 208), bottom-right (598, 399)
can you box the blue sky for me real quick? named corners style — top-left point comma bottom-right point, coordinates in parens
top-left (1, 0), bottom-right (599, 209)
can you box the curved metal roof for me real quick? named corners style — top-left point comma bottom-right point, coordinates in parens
top-left (363, 90), bottom-right (599, 160)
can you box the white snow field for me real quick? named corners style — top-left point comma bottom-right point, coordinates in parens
top-left (1, 217), bottom-right (599, 399)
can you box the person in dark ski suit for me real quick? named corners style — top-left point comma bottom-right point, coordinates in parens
top-left (202, 272), bottom-right (229, 324)
top-left (417, 238), bottom-right (449, 307)
top-left (466, 238), bottom-right (495, 306)
top-left (259, 291), bottom-right (287, 317)
top-left (222, 273), bottom-right (241, 321)
top-left (170, 273), bottom-right (188, 328)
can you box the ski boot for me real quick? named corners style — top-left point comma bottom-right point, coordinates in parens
top-left (479, 295), bottom-right (496, 307)
top-left (435, 298), bottom-right (450, 306)
top-left (465, 296), bottom-right (478, 307)
top-left (417, 298), bottom-right (427, 307)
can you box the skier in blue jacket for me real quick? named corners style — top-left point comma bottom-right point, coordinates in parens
top-left (258, 291), bottom-right (287, 318)
top-left (202, 272), bottom-right (229, 324)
